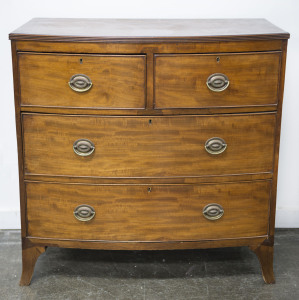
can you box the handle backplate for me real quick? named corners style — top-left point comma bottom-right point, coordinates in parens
top-left (206, 73), bottom-right (229, 92)
top-left (73, 139), bottom-right (95, 156)
top-left (69, 74), bottom-right (92, 92)
top-left (205, 137), bottom-right (227, 155)
top-left (203, 203), bottom-right (224, 220)
top-left (74, 204), bottom-right (95, 222)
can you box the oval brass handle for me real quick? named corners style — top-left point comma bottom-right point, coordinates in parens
top-left (74, 205), bottom-right (95, 222)
top-left (73, 139), bottom-right (95, 156)
top-left (205, 137), bottom-right (227, 155)
top-left (69, 74), bottom-right (92, 92)
top-left (206, 73), bottom-right (229, 92)
top-left (203, 203), bottom-right (224, 220)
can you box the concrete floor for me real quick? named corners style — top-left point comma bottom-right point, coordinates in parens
top-left (0, 229), bottom-right (298, 300)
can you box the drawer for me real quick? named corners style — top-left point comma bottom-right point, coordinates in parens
top-left (18, 53), bottom-right (146, 109)
top-left (154, 52), bottom-right (280, 109)
top-left (26, 181), bottom-right (270, 241)
top-left (23, 113), bottom-right (276, 178)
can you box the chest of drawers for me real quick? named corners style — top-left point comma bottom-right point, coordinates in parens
top-left (9, 18), bottom-right (289, 285)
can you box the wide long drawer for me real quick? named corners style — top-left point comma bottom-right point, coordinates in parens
top-left (154, 52), bottom-right (280, 109)
top-left (22, 113), bottom-right (276, 178)
top-left (26, 181), bottom-right (270, 241)
top-left (18, 53), bottom-right (146, 109)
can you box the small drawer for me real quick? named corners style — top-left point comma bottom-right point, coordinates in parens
top-left (18, 53), bottom-right (146, 109)
top-left (26, 181), bottom-right (270, 241)
top-left (22, 113), bottom-right (276, 178)
top-left (154, 52), bottom-right (280, 109)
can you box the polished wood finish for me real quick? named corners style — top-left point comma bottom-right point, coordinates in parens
top-left (26, 181), bottom-right (270, 241)
top-left (16, 40), bottom-right (284, 54)
top-left (22, 113), bottom-right (276, 178)
top-left (24, 172), bottom-right (273, 185)
top-left (250, 244), bottom-right (275, 284)
top-left (20, 104), bottom-right (278, 116)
top-left (11, 43), bottom-right (24, 228)
top-left (19, 246), bottom-right (45, 286)
top-left (270, 40), bottom-right (288, 238)
top-left (154, 52), bottom-right (280, 108)
top-left (25, 236), bottom-right (266, 251)
top-left (19, 53), bottom-right (146, 109)
top-left (9, 18), bottom-right (289, 42)
top-left (10, 19), bottom-right (289, 285)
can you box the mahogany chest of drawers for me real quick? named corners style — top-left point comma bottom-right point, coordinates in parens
top-left (9, 18), bottom-right (289, 285)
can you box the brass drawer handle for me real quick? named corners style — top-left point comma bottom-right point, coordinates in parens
top-left (69, 74), bottom-right (92, 92)
top-left (206, 73), bottom-right (229, 92)
top-left (203, 203), bottom-right (224, 220)
top-left (74, 205), bottom-right (95, 222)
top-left (205, 137), bottom-right (227, 155)
top-left (73, 139), bottom-right (95, 156)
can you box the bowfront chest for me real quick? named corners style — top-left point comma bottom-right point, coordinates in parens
top-left (9, 18), bottom-right (289, 285)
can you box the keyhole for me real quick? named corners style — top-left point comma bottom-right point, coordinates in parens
top-left (216, 57), bottom-right (220, 63)
top-left (80, 58), bottom-right (83, 64)
top-left (148, 187), bottom-right (152, 193)
top-left (149, 119), bottom-right (152, 125)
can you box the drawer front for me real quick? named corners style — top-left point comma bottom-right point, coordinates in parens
top-left (154, 52), bottom-right (280, 109)
top-left (26, 181), bottom-right (270, 241)
top-left (23, 113), bottom-right (275, 178)
top-left (19, 53), bottom-right (146, 109)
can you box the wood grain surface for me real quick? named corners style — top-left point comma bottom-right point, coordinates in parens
top-left (250, 244), bottom-right (275, 284)
top-left (26, 181), bottom-right (270, 241)
top-left (19, 246), bottom-right (45, 286)
top-left (22, 113), bottom-right (276, 178)
top-left (19, 53), bottom-right (146, 109)
top-left (9, 18), bottom-right (289, 42)
top-left (10, 18), bottom-right (289, 284)
top-left (23, 172), bottom-right (272, 185)
top-left (154, 52), bottom-right (281, 108)
top-left (269, 40), bottom-right (288, 238)
top-left (19, 104), bottom-right (278, 116)
top-left (15, 40), bottom-right (284, 55)
top-left (24, 236), bottom-right (268, 251)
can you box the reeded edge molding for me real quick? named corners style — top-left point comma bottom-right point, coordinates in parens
top-left (9, 33), bottom-right (290, 43)
top-left (26, 235), bottom-right (268, 244)
top-left (24, 172), bottom-right (273, 181)
top-left (24, 236), bottom-right (268, 251)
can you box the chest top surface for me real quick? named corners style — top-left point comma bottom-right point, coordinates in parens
top-left (9, 18), bottom-right (289, 42)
